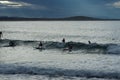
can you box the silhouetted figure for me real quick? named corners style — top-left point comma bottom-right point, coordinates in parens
top-left (38, 41), bottom-right (43, 48)
top-left (112, 38), bottom-right (115, 40)
top-left (62, 38), bottom-right (65, 43)
top-left (0, 31), bottom-right (3, 39)
top-left (9, 41), bottom-right (15, 47)
top-left (68, 45), bottom-right (73, 52)
top-left (88, 41), bottom-right (91, 44)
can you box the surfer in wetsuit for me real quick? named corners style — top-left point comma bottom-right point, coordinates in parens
top-left (88, 41), bottom-right (91, 44)
top-left (38, 41), bottom-right (43, 48)
top-left (9, 41), bottom-right (15, 47)
top-left (68, 44), bottom-right (73, 52)
top-left (62, 38), bottom-right (66, 48)
top-left (0, 31), bottom-right (3, 39)
top-left (62, 38), bottom-right (65, 43)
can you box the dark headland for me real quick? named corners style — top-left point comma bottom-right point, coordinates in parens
top-left (0, 16), bottom-right (120, 21)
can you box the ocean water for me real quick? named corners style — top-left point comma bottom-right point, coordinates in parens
top-left (0, 21), bottom-right (120, 80)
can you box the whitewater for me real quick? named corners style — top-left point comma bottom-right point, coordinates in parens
top-left (0, 21), bottom-right (120, 80)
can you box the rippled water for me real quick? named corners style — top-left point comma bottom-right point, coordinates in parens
top-left (1, 21), bottom-right (120, 43)
top-left (0, 21), bottom-right (120, 80)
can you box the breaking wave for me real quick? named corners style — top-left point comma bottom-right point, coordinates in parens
top-left (0, 39), bottom-right (120, 54)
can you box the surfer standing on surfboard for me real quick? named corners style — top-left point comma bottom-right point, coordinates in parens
top-left (88, 41), bottom-right (91, 44)
top-left (38, 41), bottom-right (43, 48)
top-left (0, 31), bottom-right (3, 39)
top-left (62, 38), bottom-right (65, 43)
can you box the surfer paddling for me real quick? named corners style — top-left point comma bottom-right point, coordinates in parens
top-left (0, 31), bottom-right (3, 39)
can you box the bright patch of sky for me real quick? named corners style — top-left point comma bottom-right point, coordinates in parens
top-left (0, 0), bottom-right (32, 8)
top-left (107, 1), bottom-right (120, 8)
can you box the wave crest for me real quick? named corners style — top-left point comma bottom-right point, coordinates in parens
top-left (0, 39), bottom-right (120, 54)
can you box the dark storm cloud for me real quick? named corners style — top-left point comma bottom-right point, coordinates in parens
top-left (0, 0), bottom-right (120, 19)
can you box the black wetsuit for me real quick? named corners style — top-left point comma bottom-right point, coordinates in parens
top-left (0, 32), bottom-right (2, 39)
top-left (9, 41), bottom-right (15, 47)
top-left (62, 38), bottom-right (65, 43)
top-left (39, 42), bottom-right (43, 48)
top-left (88, 41), bottom-right (91, 44)
top-left (68, 45), bottom-right (73, 52)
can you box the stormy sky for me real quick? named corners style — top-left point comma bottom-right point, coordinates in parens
top-left (0, 0), bottom-right (120, 19)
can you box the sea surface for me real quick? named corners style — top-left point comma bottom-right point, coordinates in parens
top-left (0, 21), bottom-right (120, 80)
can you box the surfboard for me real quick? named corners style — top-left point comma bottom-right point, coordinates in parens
top-left (63, 48), bottom-right (72, 52)
top-left (3, 45), bottom-right (16, 47)
top-left (34, 47), bottom-right (45, 50)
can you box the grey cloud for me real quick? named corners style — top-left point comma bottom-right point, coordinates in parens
top-left (106, 1), bottom-right (120, 8)
top-left (0, 0), bottom-right (47, 10)
top-left (0, 0), bottom-right (31, 7)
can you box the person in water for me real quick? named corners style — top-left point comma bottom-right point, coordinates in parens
top-left (62, 38), bottom-right (65, 43)
top-left (68, 44), bottom-right (73, 52)
top-left (38, 41), bottom-right (43, 48)
top-left (88, 41), bottom-right (91, 44)
top-left (9, 41), bottom-right (16, 47)
top-left (0, 31), bottom-right (3, 39)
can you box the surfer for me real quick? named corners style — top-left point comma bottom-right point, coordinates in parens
top-left (68, 44), bottom-right (73, 52)
top-left (63, 44), bottom-right (73, 52)
top-left (9, 41), bottom-right (16, 47)
top-left (38, 41), bottom-right (43, 49)
top-left (88, 41), bottom-right (91, 44)
top-left (0, 31), bottom-right (3, 39)
top-left (62, 38), bottom-right (65, 43)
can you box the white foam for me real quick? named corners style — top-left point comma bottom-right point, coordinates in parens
top-left (0, 46), bottom-right (120, 79)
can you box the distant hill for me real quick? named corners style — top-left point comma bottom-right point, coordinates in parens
top-left (0, 16), bottom-right (120, 21)
top-left (62, 16), bottom-right (100, 20)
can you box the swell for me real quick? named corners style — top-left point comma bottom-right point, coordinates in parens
top-left (0, 39), bottom-right (119, 54)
